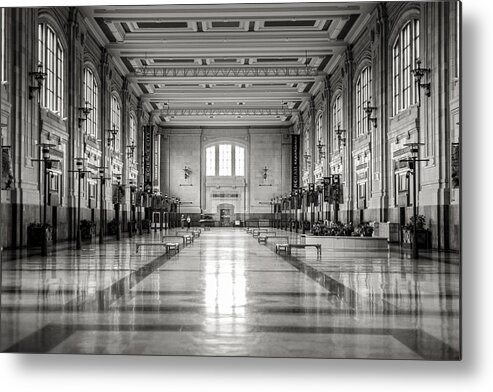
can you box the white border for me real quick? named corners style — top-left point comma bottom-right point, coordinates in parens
top-left (1, 1), bottom-right (492, 391)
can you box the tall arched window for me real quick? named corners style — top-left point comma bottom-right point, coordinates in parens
top-left (392, 19), bottom-right (420, 115)
top-left (129, 114), bottom-right (136, 144)
top-left (1, 8), bottom-right (6, 82)
top-left (38, 23), bottom-right (64, 115)
top-left (206, 144), bottom-right (245, 177)
top-left (356, 66), bottom-right (372, 137)
top-left (316, 112), bottom-right (323, 161)
top-left (235, 145), bottom-right (244, 176)
top-left (332, 94), bottom-right (343, 152)
top-left (83, 67), bottom-right (98, 138)
top-left (110, 93), bottom-right (121, 152)
top-left (129, 113), bottom-right (136, 162)
top-left (206, 146), bottom-right (216, 176)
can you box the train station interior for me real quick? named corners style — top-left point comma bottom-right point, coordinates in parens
top-left (0, 1), bottom-right (461, 359)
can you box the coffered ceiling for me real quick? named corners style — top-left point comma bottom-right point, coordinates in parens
top-left (81, 2), bottom-right (376, 127)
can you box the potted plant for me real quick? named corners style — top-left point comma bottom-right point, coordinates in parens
top-left (142, 218), bottom-right (151, 233)
top-left (27, 223), bottom-right (53, 248)
top-left (107, 219), bottom-right (119, 235)
top-left (355, 222), bottom-right (374, 237)
top-left (402, 215), bottom-right (430, 249)
top-left (80, 220), bottom-right (96, 240)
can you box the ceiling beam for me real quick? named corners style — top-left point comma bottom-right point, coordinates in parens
top-left (88, 4), bottom-right (365, 21)
top-left (120, 31), bottom-right (346, 43)
top-left (142, 91), bottom-right (310, 101)
top-left (129, 66), bottom-right (323, 84)
top-left (153, 107), bottom-right (297, 117)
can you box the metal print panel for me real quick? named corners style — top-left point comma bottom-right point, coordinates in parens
top-left (0, 1), bottom-right (461, 360)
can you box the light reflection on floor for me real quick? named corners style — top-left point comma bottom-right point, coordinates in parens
top-left (0, 228), bottom-right (460, 359)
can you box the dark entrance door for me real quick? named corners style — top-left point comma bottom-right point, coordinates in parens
top-left (220, 209), bottom-right (231, 226)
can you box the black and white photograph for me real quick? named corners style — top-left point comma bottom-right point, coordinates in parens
top-left (0, 0), bottom-right (463, 363)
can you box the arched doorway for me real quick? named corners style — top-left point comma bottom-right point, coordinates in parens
top-left (217, 203), bottom-right (234, 227)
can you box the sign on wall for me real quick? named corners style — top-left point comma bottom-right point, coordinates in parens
top-left (143, 125), bottom-right (153, 193)
top-left (291, 135), bottom-right (300, 191)
top-left (1, 146), bottom-right (13, 190)
top-left (451, 142), bottom-right (460, 188)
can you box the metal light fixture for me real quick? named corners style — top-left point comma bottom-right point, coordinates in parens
top-left (411, 59), bottom-right (431, 98)
top-left (106, 124), bottom-right (119, 147)
top-left (363, 101), bottom-right (377, 128)
top-left (399, 142), bottom-right (429, 259)
top-left (69, 158), bottom-right (90, 250)
top-left (29, 62), bottom-right (47, 100)
top-left (184, 166), bottom-right (192, 180)
top-left (317, 139), bottom-right (326, 161)
top-left (335, 123), bottom-right (346, 149)
top-left (78, 100), bottom-right (93, 128)
top-left (126, 140), bottom-right (136, 159)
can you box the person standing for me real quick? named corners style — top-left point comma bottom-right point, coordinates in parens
top-left (180, 214), bottom-right (185, 229)
top-left (186, 215), bottom-right (191, 230)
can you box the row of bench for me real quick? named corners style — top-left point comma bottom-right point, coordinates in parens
top-left (245, 227), bottom-right (322, 258)
top-left (135, 229), bottom-right (202, 254)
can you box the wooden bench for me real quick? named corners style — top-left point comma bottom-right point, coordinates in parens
top-left (275, 243), bottom-right (289, 253)
top-left (175, 232), bottom-right (194, 243)
top-left (246, 228), bottom-right (255, 234)
top-left (162, 235), bottom-right (189, 246)
top-left (252, 229), bottom-right (268, 238)
top-left (257, 232), bottom-right (282, 243)
top-left (135, 242), bottom-right (167, 253)
top-left (191, 230), bottom-right (200, 238)
top-left (165, 242), bottom-right (180, 254)
top-left (287, 243), bottom-right (322, 257)
top-left (259, 235), bottom-right (289, 244)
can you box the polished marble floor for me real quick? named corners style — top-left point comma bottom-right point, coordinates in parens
top-left (0, 228), bottom-right (460, 359)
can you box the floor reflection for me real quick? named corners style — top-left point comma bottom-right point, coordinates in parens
top-left (0, 228), bottom-right (460, 359)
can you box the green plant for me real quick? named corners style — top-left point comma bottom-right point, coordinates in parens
top-left (355, 222), bottom-right (374, 237)
top-left (404, 215), bottom-right (426, 231)
top-left (142, 219), bottom-right (151, 230)
top-left (107, 219), bottom-right (119, 235)
top-left (80, 220), bottom-right (96, 238)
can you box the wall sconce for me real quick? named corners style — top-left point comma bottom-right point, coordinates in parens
top-left (411, 59), bottom-right (431, 98)
top-left (78, 101), bottom-right (93, 128)
top-left (106, 124), bottom-right (119, 147)
top-left (259, 166), bottom-right (272, 186)
top-left (335, 123), bottom-right (346, 150)
top-left (316, 139), bottom-right (326, 161)
top-left (184, 166), bottom-right (192, 180)
top-left (126, 140), bottom-right (136, 159)
top-left (363, 101), bottom-right (377, 129)
top-left (29, 62), bottom-right (47, 101)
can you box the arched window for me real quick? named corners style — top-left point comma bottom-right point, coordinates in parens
top-left (392, 19), bottom-right (420, 115)
top-left (206, 144), bottom-right (245, 177)
top-left (110, 93), bottom-right (121, 152)
top-left (129, 113), bottom-right (136, 144)
top-left (332, 95), bottom-right (342, 152)
top-left (235, 145), bottom-right (245, 176)
top-left (83, 67), bottom-right (98, 138)
top-left (129, 113), bottom-right (137, 162)
top-left (206, 146), bottom-right (216, 176)
top-left (38, 23), bottom-right (64, 115)
top-left (316, 112), bottom-right (323, 161)
top-left (1, 8), bottom-right (6, 82)
top-left (356, 66), bottom-right (372, 137)
top-left (219, 144), bottom-right (232, 176)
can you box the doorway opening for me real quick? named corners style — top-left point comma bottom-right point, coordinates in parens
top-left (217, 203), bottom-right (235, 227)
